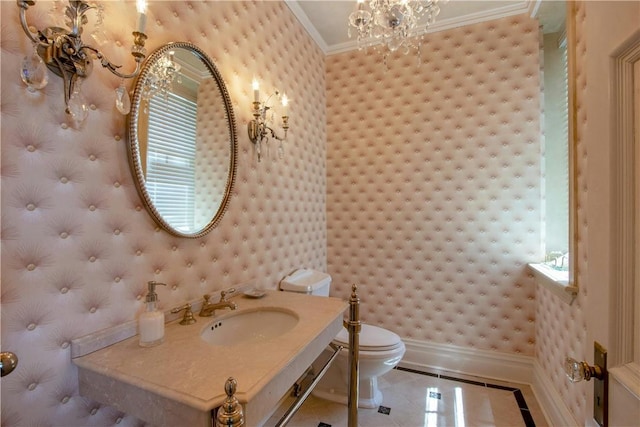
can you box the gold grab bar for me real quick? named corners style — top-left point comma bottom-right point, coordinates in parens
top-left (274, 345), bottom-right (344, 427)
top-left (277, 283), bottom-right (361, 427)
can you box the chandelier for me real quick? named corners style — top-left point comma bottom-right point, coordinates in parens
top-left (348, 0), bottom-right (445, 60)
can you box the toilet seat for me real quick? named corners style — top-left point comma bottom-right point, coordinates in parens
top-left (333, 324), bottom-right (403, 352)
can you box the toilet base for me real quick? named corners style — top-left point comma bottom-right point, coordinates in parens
top-left (311, 378), bottom-right (382, 409)
top-left (311, 370), bottom-right (384, 409)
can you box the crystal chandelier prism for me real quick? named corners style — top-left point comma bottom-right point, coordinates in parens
top-left (348, 0), bottom-right (445, 59)
top-left (140, 51), bottom-right (182, 102)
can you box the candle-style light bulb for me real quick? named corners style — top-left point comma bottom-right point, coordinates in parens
top-left (252, 79), bottom-right (260, 102)
top-left (137, 0), bottom-right (147, 14)
top-left (281, 93), bottom-right (289, 116)
top-left (136, 0), bottom-right (147, 33)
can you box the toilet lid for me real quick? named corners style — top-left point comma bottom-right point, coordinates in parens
top-left (334, 324), bottom-right (402, 352)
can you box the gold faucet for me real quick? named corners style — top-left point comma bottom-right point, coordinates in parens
top-left (199, 289), bottom-right (237, 317)
top-left (171, 303), bottom-right (197, 325)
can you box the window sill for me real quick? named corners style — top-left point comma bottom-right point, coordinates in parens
top-left (528, 263), bottom-right (578, 305)
top-left (609, 363), bottom-right (640, 400)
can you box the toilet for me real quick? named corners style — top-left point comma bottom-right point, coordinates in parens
top-left (279, 269), bottom-right (406, 408)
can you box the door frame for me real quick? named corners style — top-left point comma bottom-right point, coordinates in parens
top-left (609, 28), bottom-right (640, 397)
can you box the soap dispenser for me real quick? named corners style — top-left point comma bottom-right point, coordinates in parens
top-left (139, 281), bottom-right (166, 347)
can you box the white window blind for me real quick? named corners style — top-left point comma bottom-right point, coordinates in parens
top-left (146, 91), bottom-right (197, 232)
top-left (561, 35), bottom-right (569, 178)
top-left (542, 31), bottom-right (570, 269)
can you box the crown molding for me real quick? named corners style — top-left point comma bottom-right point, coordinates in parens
top-left (529, 0), bottom-right (543, 18)
top-left (284, 0), bottom-right (329, 54)
top-left (286, 0), bottom-right (539, 56)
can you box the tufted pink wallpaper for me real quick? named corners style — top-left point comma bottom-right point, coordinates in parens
top-left (326, 15), bottom-right (541, 356)
top-left (1, 1), bottom-right (325, 425)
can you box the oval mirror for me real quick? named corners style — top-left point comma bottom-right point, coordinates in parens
top-left (128, 42), bottom-right (237, 238)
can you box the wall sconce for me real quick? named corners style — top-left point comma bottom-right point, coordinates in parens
top-left (247, 79), bottom-right (289, 162)
top-left (17, 0), bottom-right (149, 125)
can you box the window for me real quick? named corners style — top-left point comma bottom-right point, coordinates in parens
top-left (529, 19), bottom-right (577, 301)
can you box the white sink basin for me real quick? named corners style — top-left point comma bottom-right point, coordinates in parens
top-left (200, 308), bottom-right (299, 346)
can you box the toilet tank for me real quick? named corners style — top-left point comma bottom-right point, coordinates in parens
top-left (279, 269), bottom-right (331, 296)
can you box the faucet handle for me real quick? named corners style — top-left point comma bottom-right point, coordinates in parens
top-left (220, 288), bottom-right (235, 301)
top-left (171, 303), bottom-right (196, 325)
top-left (203, 294), bottom-right (211, 303)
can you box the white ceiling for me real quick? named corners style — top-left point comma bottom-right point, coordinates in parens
top-left (285, 0), bottom-right (566, 55)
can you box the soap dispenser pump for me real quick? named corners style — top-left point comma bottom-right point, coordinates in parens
top-left (139, 281), bottom-right (166, 347)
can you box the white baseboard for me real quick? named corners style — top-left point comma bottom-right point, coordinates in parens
top-left (532, 360), bottom-right (579, 427)
top-left (399, 338), bottom-right (534, 384)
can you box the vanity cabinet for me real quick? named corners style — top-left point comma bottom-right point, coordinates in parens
top-left (72, 291), bottom-right (347, 426)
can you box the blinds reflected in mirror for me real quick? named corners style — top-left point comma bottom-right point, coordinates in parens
top-left (146, 91), bottom-right (197, 232)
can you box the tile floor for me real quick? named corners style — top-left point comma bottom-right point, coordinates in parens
top-left (267, 366), bottom-right (549, 427)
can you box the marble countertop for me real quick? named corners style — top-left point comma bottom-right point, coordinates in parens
top-left (72, 291), bottom-right (348, 426)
